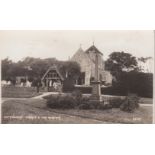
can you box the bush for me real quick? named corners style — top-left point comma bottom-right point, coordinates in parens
top-left (46, 94), bottom-right (76, 109)
top-left (63, 78), bottom-right (75, 92)
top-left (46, 91), bottom-right (90, 110)
top-left (109, 97), bottom-right (125, 108)
top-left (46, 92), bottom-right (140, 112)
top-left (46, 91), bottom-right (139, 112)
top-left (71, 90), bottom-right (83, 105)
top-left (78, 102), bottom-right (94, 110)
top-left (101, 72), bottom-right (153, 98)
top-left (101, 86), bottom-right (127, 96)
top-left (45, 91), bottom-right (113, 110)
top-left (74, 86), bottom-right (92, 94)
top-left (120, 94), bottom-right (139, 112)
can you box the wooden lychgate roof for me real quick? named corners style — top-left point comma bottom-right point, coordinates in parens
top-left (41, 65), bottom-right (64, 81)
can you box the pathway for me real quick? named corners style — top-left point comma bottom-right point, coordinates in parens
top-left (32, 92), bottom-right (60, 99)
top-left (140, 104), bottom-right (152, 107)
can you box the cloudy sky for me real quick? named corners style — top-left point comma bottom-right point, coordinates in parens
top-left (0, 30), bottom-right (154, 62)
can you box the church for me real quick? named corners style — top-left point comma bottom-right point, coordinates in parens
top-left (71, 44), bottom-right (112, 86)
top-left (41, 44), bottom-right (112, 91)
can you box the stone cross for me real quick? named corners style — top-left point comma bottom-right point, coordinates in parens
top-left (90, 52), bottom-right (103, 103)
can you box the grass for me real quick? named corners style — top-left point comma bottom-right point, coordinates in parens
top-left (2, 97), bottom-right (153, 124)
top-left (2, 86), bottom-right (42, 98)
top-left (139, 97), bottom-right (153, 104)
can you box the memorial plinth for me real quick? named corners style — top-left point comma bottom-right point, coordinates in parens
top-left (90, 81), bottom-right (103, 103)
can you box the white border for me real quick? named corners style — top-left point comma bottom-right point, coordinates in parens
top-left (0, 1), bottom-right (155, 155)
top-left (0, 0), bottom-right (155, 30)
top-left (153, 31), bottom-right (155, 124)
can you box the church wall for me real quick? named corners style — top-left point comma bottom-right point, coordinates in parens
top-left (87, 52), bottom-right (105, 80)
top-left (71, 47), bottom-right (113, 86)
top-left (71, 49), bottom-right (92, 85)
top-left (104, 71), bottom-right (113, 84)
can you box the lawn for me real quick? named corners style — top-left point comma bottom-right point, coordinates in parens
top-left (2, 98), bottom-right (153, 124)
top-left (2, 86), bottom-right (42, 98)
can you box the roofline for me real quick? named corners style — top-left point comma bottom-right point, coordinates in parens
top-left (85, 45), bottom-right (103, 55)
top-left (41, 66), bottom-right (64, 81)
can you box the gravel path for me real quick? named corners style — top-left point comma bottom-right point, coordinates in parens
top-left (32, 92), bottom-right (58, 99)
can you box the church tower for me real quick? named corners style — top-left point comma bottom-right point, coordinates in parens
top-left (71, 44), bottom-right (112, 86)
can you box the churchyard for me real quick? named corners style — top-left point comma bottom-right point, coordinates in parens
top-left (2, 86), bottom-right (42, 98)
top-left (1, 89), bottom-right (153, 124)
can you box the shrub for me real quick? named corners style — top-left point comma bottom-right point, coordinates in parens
top-left (101, 72), bottom-right (153, 98)
top-left (71, 90), bottom-right (83, 105)
top-left (109, 97), bottom-right (125, 108)
top-left (63, 78), bottom-right (75, 92)
top-left (45, 92), bottom-right (113, 110)
top-left (103, 104), bottom-right (113, 109)
top-left (78, 102), bottom-right (94, 110)
top-left (74, 86), bottom-right (92, 94)
top-left (46, 92), bottom-right (90, 110)
top-left (120, 94), bottom-right (139, 112)
top-left (78, 101), bottom-right (101, 110)
top-left (46, 95), bottom-right (59, 108)
top-left (46, 94), bottom-right (76, 109)
top-left (46, 91), bottom-right (141, 111)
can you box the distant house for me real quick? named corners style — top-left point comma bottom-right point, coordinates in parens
top-left (16, 76), bottom-right (26, 85)
top-left (71, 45), bottom-right (112, 86)
top-left (137, 57), bottom-right (154, 73)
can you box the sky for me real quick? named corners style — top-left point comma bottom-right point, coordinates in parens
top-left (0, 30), bottom-right (154, 62)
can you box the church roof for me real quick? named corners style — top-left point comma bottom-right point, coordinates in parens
top-left (85, 45), bottom-right (103, 55)
top-left (72, 47), bottom-right (84, 58)
top-left (71, 47), bottom-right (88, 61)
top-left (71, 45), bottom-right (103, 66)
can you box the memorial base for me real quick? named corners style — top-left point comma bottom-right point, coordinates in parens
top-left (90, 81), bottom-right (103, 104)
top-left (90, 95), bottom-right (103, 104)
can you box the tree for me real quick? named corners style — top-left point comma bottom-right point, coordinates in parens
top-left (2, 57), bottom-right (81, 88)
top-left (59, 61), bottom-right (81, 92)
top-left (1, 58), bottom-right (13, 80)
top-left (20, 57), bottom-right (58, 77)
top-left (105, 51), bottom-right (138, 80)
top-left (59, 61), bottom-right (81, 80)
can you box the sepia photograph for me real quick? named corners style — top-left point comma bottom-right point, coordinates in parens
top-left (0, 30), bottom-right (154, 124)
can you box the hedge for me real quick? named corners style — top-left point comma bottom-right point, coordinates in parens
top-left (62, 72), bottom-right (153, 98)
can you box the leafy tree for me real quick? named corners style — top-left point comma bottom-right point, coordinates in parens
top-left (1, 58), bottom-right (13, 80)
top-left (105, 51), bottom-right (138, 82)
top-left (18, 57), bottom-right (58, 77)
top-left (105, 51), bottom-right (138, 74)
top-left (59, 61), bottom-right (81, 92)
top-left (59, 61), bottom-right (81, 80)
top-left (2, 57), bottom-right (81, 86)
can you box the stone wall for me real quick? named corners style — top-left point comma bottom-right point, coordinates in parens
top-left (71, 48), bottom-right (92, 85)
top-left (71, 47), bottom-right (112, 85)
